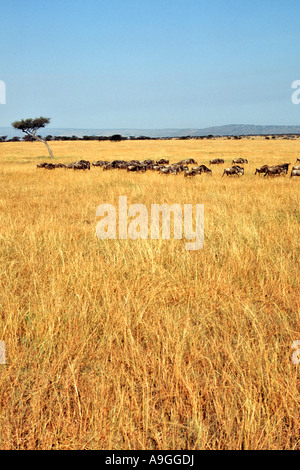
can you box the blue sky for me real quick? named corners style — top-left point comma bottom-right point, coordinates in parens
top-left (1, 0), bottom-right (300, 129)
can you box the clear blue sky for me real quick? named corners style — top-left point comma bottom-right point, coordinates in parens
top-left (1, 0), bottom-right (300, 129)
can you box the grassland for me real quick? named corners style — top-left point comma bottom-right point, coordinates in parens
top-left (0, 137), bottom-right (299, 450)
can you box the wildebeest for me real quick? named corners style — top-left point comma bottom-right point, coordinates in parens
top-left (127, 164), bottom-right (147, 172)
top-left (169, 166), bottom-right (181, 174)
top-left (130, 160), bottom-right (142, 164)
top-left (45, 163), bottom-right (56, 170)
top-left (184, 165), bottom-right (212, 176)
top-left (290, 168), bottom-right (300, 178)
top-left (255, 165), bottom-right (269, 175)
top-left (37, 162), bottom-right (50, 168)
top-left (184, 169), bottom-right (199, 177)
top-left (126, 165), bottom-right (139, 172)
top-left (37, 162), bottom-right (56, 169)
top-left (55, 163), bottom-right (67, 168)
top-left (263, 166), bottom-right (285, 177)
top-left (142, 159), bottom-right (155, 166)
top-left (222, 166), bottom-right (244, 177)
top-left (189, 167), bottom-right (202, 175)
top-left (255, 163), bottom-right (290, 177)
top-left (276, 163), bottom-right (291, 174)
top-left (151, 165), bottom-right (164, 171)
top-left (161, 165), bottom-right (179, 174)
top-left (73, 162), bottom-right (88, 170)
top-left (209, 158), bottom-right (224, 165)
top-left (107, 160), bottom-right (126, 168)
top-left (233, 165), bottom-right (244, 174)
top-left (188, 165), bottom-right (212, 175)
top-left (79, 160), bottom-right (90, 169)
top-left (92, 160), bottom-right (109, 167)
top-left (67, 160), bottom-right (90, 170)
top-left (169, 163), bottom-right (188, 172)
top-left (295, 157), bottom-right (300, 164)
top-left (198, 164), bottom-right (212, 174)
top-left (37, 162), bottom-right (68, 169)
top-left (156, 159), bottom-right (169, 165)
top-left (232, 158), bottom-right (248, 164)
top-left (159, 167), bottom-right (173, 175)
top-left (102, 162), bottom-right (114, 170)
top-left (115, 162), bottom-right (128, 169)
top-left (261, 163), bottom-right (290, 177)
top-left (177, 158), bottom-right (197, 165)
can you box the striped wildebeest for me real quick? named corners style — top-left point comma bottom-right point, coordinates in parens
top-left (163, 163), bottom-right (187, 173)
top-left (159, 165), bottom-right (178, 174)
top-left (188, 165), bottom-right (211, 175)
top-left (37, 162), bottom-right (67, 169)
top-left (127, 163), bottom-right (147, 172)
top-left (151, 165), bottom-right (164, 171)
top-left (291, 168), bottom-right (300, 178)
top-left (54, 163), bottom-right (67, 168)
top-left (126, 165), bottom-right (139, 172)
top-left (263, 166), bottom-right (286, 177)
top-left (177, 158), bottom-right (198, 165)
top-left (102, 162), bottom-right (114, 170)
top-left (209, 158), bottom-right (224, 165)
top-left (92, 160), bottom-right (110, 167)
top-left (37, 162), bottom-right (56, 170)
top-left (161, 163), bottom-right (187, 174)
top-left (232, 157), bottom-right (248, 164)
top-left (197, 164), bottom-right (212, 174)
top-left (170, 163), bottom-right (188, 172)
top-left (263, 163), bottom-right (290, 177)
top-left (68, 160), bottom-right (90, 170)
top-left (255, 165), bottom-right (269, 175)
top-left (106, 160), bottom-right (129, 170)
top-left (142, 159), bottom-right (155, 166)
top-left (295, 157), bottom-right (300, 164)
top-left (106, 160), bottom-right (127, 168)
top-left (159, 167), bottom-right (174, 175)
top-left (156, 158), bottom-right (169, 165)
top-left (37, 162), bottom-right (51, 168)
top-left (184, 168), bottom-right (199, 177)
top-left (222, 165), bottom-right (244, 177)
top-left (184, 165), bottom-right (212, 177)
top-left (276, 163), bottom-right (291, 174)
top-left (118, 162), bottom-right (131, 169)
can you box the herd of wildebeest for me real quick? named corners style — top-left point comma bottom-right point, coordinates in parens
top-left (37, 156), bottom-right (300, 177)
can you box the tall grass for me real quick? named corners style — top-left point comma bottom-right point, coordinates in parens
top-left (0, 138), bottom-right (299, 449)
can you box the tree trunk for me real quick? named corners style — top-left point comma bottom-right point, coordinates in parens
top-left (42, 138), bottom-right (54, 158)
top-left (32, 133), bottom-right (54, 157)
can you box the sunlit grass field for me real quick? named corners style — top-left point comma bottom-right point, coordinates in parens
top-left (0, 137), bottom-right (299, 449)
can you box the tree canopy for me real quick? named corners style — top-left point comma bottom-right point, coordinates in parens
top-left (12, 117), bottom-right (51, 134)
top-left (11, 116), bottom-right (54, 157)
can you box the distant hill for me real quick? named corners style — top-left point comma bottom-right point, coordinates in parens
top-left (1, 124), bottom-right (300, 139)
top-left (190, 124), bottom-right (300, 136)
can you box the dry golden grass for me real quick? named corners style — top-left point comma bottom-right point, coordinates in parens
top-left (0, 138), bottom-right (299, 450)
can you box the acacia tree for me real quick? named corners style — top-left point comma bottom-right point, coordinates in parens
top-left (11, 116), bottom-right (54, 157)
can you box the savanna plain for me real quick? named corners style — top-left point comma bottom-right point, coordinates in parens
top-left (0, 137), bottom-right (299, 450)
